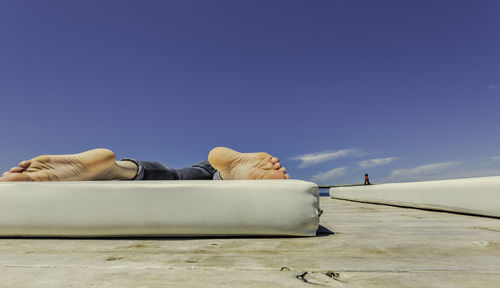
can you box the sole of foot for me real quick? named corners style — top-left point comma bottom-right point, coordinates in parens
top-left (0, 148), bottom-right (117, 181)
top-left (208, 147), bottom-right (290, 180)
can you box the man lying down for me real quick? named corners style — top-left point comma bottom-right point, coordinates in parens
top-left (0, 147), bottom-right (290, 182)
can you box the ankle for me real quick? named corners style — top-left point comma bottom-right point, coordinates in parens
top-left (113, 160), bottom-right (139, 180)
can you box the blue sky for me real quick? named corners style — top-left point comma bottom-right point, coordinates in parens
top-left (1, 0), bottom-right (499, 184)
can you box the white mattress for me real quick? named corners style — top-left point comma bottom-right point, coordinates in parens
top-left (0, 180), bottom-right (320, 237)
top-left (330, 176), bottom-right (500, 217)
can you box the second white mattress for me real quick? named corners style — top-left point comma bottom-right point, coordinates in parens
top-left (330, 176), bottom-right (500, 217)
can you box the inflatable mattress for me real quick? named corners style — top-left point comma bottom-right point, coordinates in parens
top-left (0, 180), bottom-right (320, 237)
top-left (330, 176), bottom-right (500, 217)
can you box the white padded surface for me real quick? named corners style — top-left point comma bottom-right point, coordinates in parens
top-left (330, 176), bottom-right (500, 217)
top-left (0, 180), bottom-right (320, 237)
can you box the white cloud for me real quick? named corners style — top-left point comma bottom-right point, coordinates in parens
top-left (291, 149), bottom-right (359, 168)
top-left (492, 155), bottom-right (500, 161)
top-left (359, 157), bottom-right (398, 169)
top-left (311, 167), bottom-right (348, 182)
top-left (389, 161), bottom-right (460, 181)
top-left (488, 84), bottom-right (500, 94)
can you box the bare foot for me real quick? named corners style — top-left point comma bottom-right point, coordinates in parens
top-left (208, 147), bottom-right (290, 180)
top-left (0, 148), bottom-right (127, 181)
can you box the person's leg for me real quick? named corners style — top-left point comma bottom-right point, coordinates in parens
top-left (122, 159), bottom-right (216, 180)
top-left (0, 147), bottom-right (290, 181)
top-left (0, 150), bottom-right (216, 182)
top-left (177, 161), bottom-right (218, 180)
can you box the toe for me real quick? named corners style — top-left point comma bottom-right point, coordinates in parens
top-left (285, 174), bottom-right (290, 179)
top-left (10, 167), bottom-right (24, 173)
top-left (271, 157), bottom-right (279, 164)
top-left (273, 162), bottom-right (281, 169)
top-left (265, 162), bottom-right (274, 169)
top-left (0, 172), bottom-right (33, 181)
top-left (263, 170), bottom-right (287, 179)
top-left (279, 167), bottom-right (287, 173)
top-left (18, 160), bottom-right (31, 169)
